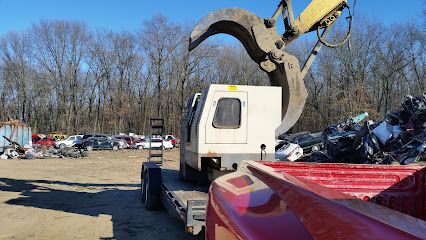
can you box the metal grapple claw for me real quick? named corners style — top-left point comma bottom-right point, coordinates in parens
top-left (189, 8), bottom-right (308, 136)
top-left (189, 8), bottom-right (270, 64)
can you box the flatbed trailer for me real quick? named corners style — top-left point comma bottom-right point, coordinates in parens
top-left (141, 162), bottom-right (208, 235)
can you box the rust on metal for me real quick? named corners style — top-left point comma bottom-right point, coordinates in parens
top-left (0, 119), bottom-right (28, 141)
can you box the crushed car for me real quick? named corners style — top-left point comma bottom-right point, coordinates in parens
top-left (275, 141), bottom-right (303, 161)
top-left (307, 95), bottom-right (426, 165)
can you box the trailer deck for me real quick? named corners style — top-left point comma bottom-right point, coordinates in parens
top-left (161, 168), bottom-right (208, 210)
top-left (141, 162), bottom-right (208, 235)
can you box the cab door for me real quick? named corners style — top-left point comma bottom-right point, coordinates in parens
top-left (205, 90), bottom-right (247, 144)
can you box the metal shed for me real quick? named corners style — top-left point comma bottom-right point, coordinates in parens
top-left (0, 120), bottom-right (32, 152)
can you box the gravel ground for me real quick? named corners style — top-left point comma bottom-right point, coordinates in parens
top-left (0, 148), bottom-right (203, 240)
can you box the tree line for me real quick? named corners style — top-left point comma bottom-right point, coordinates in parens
top-left (0, 14), bottom-right (425, 136)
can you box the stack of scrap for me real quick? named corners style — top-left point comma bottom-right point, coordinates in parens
top-left (1, 136), bottom-right (89, 160)
top-left (309, 95), bottom-right (426, 165)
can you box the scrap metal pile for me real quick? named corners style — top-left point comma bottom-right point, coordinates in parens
top-left (278, 95), bottom-right (426, 165)
top-left (0, 136), bottom-right (89, 160)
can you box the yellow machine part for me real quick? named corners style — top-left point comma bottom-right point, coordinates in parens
top-left (295, 0), bottom-right (347, 33)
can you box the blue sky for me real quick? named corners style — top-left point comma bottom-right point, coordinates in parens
top-left (0, 0), bottom-right (423, 35)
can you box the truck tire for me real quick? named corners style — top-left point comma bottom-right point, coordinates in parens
top-left (86, 145), bottom-right (93, 151)
top-left (59, 144), bottom-right (66, 149)
top-left (137, 145), bottom-right (143, 150)
top-left (141, 168), bottom-right (160, 210)
top-left (112, 145), bottom-right (119, 151)
top-left (141, 169), bottom-right (147, 204)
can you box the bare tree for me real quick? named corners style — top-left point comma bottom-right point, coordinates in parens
top-left (0, 16), bottom-right (424, 136)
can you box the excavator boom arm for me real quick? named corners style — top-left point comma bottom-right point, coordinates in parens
top-left (189, 0), bottom-right (349, 136)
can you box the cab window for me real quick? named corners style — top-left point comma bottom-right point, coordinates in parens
top-left (213, 98), bottom-right (241, 129)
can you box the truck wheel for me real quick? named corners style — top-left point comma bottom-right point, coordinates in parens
top-left (137, 145), bottom-right (143, 150)
top-left (141, 168), bottom-right (147, 204)
top-left (86, 146), bottom-right (93, 151)
top-left (141, 169), bottom-right (160, 210)
top-left (112, 145), bottom-right (119, 151)
top-left (59, 144), bottom-right (66, 149)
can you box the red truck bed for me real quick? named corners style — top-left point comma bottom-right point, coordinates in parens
top-left (206, 161), bottom-right (426, 239)
top-left (261, 162), bottom-right (426, 220)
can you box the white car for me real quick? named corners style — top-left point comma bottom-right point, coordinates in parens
top-left (54, 135), bottom-right (83, 149)
top-left (164, 134), bottom-right (179, 147)
top-left (134, 137), bottom-right (173, 150)
top-left (275, 141), bottom-right (303, 162)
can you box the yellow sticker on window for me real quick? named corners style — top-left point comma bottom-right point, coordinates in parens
top-left (228, 85), bottom-right (237, 91)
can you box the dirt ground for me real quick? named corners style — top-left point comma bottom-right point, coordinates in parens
top-left (0, 148), bottom-right (204, 240)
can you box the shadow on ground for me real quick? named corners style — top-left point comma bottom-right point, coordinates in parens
top-left (0, 178), bottom-right (204, 240)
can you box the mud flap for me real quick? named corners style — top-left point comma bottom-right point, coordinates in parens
top-left (141, 162), bottom-right (163, 210)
